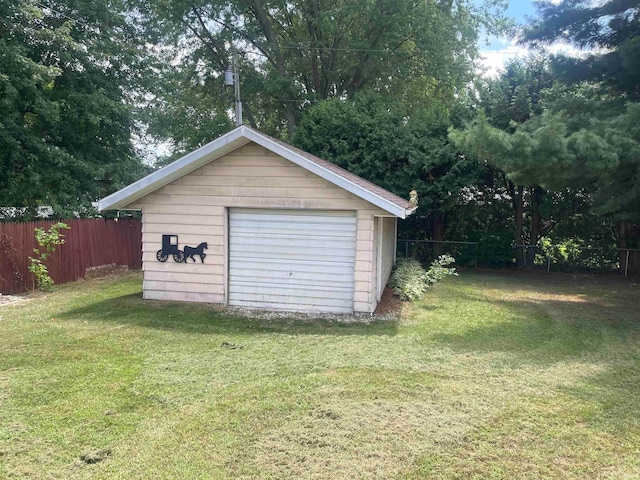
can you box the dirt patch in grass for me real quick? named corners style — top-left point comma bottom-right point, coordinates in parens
top-left (84, 264), bottom-right (129, 279)
top-left (0, 293), bottom-right (28, 307)
top-left (373, 287), bottom-right (404, 318)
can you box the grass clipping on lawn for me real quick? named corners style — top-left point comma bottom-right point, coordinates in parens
top-left (0, 271), bottom-right (639, 479)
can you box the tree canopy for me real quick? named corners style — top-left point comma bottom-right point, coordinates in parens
top-left (0, 0), bottom-right (149, 218)
top-left (523, 0), bottom-right (640, 98)
top-left (1, 0), bottom-right (638, 273)
top-left (452, 53), bottom-right (640, 270)
top-left (137, 0), bottom-right (508, 143)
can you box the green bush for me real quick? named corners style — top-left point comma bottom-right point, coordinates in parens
top-left (425, 254), bottom-right (458, 285)
top-left (390, 255), bottom-right (457, 301)
top-left (389, 258), bottom-right (428, 301)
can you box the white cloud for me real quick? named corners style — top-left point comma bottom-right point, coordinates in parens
top-left (478, 43), bottom-right (531, 77)
top-left (478, 38), bottom-right (587, 77)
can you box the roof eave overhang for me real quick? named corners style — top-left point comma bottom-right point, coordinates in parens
top-left (99, 125), bottom-right (413, 218)
top-left (404, 205), bottom-right (418, 218)
top-left (98, 129), bottom-right (251, 211)
top-left (242, 128), bottom-right (412, 219)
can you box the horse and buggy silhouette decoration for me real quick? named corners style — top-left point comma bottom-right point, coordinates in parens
top-left (156, 235), bottom-right (208, 263)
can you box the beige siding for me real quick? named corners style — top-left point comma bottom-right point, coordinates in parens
top-left (371, 218), bottom-right (379, 307)
top-left (380, 217), bottom-right (397, 293)
top-left (373, 216), bottom-right (397, 302)
top-left (125, 142), bottom-right (388, 312)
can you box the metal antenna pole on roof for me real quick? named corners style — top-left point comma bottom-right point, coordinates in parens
top-left (225, 50), bottom-right (243, 127)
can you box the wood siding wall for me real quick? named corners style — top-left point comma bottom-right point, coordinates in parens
top-left (374, 216), bottom-right (397, 302)
top-left (380, 217), bottom-right (397, 290)
top-left (0, 218), bottom-right (141, 294)
top-left (126, 142), bottom-right (388, 313)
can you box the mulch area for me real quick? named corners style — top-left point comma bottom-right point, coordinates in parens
top-left (373, 287), bottom-right (404, 317)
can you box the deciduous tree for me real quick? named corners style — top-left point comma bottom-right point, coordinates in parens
top-left (137, 0), bottom-right (508, 143)
top-left (0, 0), bottom-right (149, 218)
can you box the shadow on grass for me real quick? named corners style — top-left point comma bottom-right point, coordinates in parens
top-left (564, 360), bottom-right (640, 434)
top-left (429, 290), bottom-right (640, 366)
top-left (58, 293), bottom-right (399, 337)
top-left (428, 280), bottom-right (640, 440)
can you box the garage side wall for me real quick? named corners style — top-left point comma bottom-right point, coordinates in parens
top-left (125, 142), bottom-right (388, 313)
top-left (380, 217), bottom-right (397, 291)
top-left (374, 216), bottom-right (397, 302)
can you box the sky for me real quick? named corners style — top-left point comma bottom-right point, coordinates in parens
top-left (504, 1), bottom-right (538, 23)
top-left (478, 0), bottom-right (561, 76)
top-left (477, 0), bottom-right (586, 76)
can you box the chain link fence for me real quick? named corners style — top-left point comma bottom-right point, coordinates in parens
top-left (397, 239), bottom-right (639, 276)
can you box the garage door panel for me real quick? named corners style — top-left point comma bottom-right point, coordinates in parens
top-left (229, 208), bottom-right (356, 313)
top-left (230, 268), bottom-right (351, 286)
top-left (229, 291), bottom-right (354, 307)
top-left (229, 259), bottom-right (356, 274)
top-left (231, 232), bottom-right (355, 243)
top-left (231, 219), bottom-right (355, 232)
top-left (231, 209), bottom-right (356, 222)
top-left (228, 298), bottom-right (353, 314)
top-left (229, 284), bottom-right (354, 301)
top-left (230, 244), bottom-right (355, 258)
top-left (231, 224), bottom-right (356, 236)
top-left (231, 253), bottom-right (355, 265)
top-left (231, 237), bottom-right (355, 249)
top-left (230, 278), bottom-right (353, 290)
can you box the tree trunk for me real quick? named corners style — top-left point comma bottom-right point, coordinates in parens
top-left (431, 210), bottom-right (446, 258)
top-left (243, 101), bottom-right (258, 129)
top-left (615, 221), bottom-right (640, 274)
top-left (525, 186), bottom-right (544, 267)
top-left (285, 103), bottom-right (297, 138)
top-left (247, 0), bottom-right (298, 136)
top-left (513, 185), bottom-right (526, 267)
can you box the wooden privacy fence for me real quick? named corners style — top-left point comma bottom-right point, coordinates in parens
top-left (0, 218), bottom-right (142, 294)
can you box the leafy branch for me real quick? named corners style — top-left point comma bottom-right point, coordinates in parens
top-left (28, 222), bottom-right (70, 291)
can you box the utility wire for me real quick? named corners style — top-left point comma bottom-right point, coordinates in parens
top-left (275, 45), bottom-right (397, 53)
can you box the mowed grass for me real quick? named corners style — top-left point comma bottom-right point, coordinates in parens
top-left (0, 271), bottom-right (639, 479)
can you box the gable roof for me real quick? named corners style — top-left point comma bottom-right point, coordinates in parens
top-left (98, 126), bottom-right (417, 218)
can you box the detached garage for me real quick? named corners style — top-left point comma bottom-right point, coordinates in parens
top-left (98, 126), bottom-right (416, 314)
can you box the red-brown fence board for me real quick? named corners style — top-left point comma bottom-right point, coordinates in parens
top-left (0, 218), bottom-right (142, 294)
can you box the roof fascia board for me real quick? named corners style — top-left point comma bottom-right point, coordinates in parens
top-left (242, 129), bottom-right (410, 218)
top-left (98, 128), bottom-right (250, 211)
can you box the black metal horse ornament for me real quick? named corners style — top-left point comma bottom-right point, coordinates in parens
top-left (156, 235), bottom-right (207, 263)
top-left (184, 242), bottom-right (207, 263)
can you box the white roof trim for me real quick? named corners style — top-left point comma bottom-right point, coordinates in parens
top-left (98, 126), bottom-right (415, 218)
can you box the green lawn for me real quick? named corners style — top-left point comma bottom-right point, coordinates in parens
top-left (1, 271), bottom-right (639, 479)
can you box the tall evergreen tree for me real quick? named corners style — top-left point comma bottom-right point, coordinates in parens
top-left (524, 0), bottom-right (640, 99)
top-left (521, 0), bottom-right (640, 271)
top-left (460, 57), bottom-right (557, 266)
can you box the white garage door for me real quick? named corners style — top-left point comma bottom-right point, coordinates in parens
top-left (229, 208), bottom-right (356, 313)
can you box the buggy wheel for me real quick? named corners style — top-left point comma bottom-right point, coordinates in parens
top-left (156, 250), bottom-right (168, 262)
top-left (173, 251), bottom-right (185, 263)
